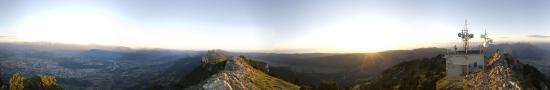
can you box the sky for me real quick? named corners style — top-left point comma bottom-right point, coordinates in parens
top-left (0, 0), bottom-right (549, 53)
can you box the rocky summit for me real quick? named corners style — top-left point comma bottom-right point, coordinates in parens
top-left (461, 53), bottom-right (550, 90)
top-left (438, 53), bottom-right (550, 90)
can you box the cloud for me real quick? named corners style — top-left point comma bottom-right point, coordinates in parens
top-left (0, 36), bottom-right (17, 39)
top-left (0, 36), bottom-right (11, 38)
top-left (0, 36), bottom-right (17, 41)
top-left (527, 35), bottom-right (550, 38)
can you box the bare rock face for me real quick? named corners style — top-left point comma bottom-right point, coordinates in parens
top-left (202, 50), bottom-right (227, 64)
top-left (462, 54), bottom-right (550, 90)
top-left (200, 57), bottom-right (300, 90)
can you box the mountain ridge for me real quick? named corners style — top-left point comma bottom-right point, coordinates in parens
top-left (457, 53), bottom-right (550, 90)
top-left (197, 56), bottom-right (299, 90)
top-left (176, 51), bottom-right (300, 90)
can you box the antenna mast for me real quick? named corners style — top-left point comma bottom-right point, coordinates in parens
top-left (480, 29), bottom-right (493, 53)
top-left (458, 19), bottom-right (474, 54)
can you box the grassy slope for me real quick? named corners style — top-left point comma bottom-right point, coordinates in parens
top-left (247, 64), bottom-right (300, 89)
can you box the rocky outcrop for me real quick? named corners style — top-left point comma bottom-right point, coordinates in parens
top-left (462, 54), bottom-right (550, 90)
top-left (202, 50), bottom-right (227, 64)
top-left (195, 56), bottom-right (300, 90)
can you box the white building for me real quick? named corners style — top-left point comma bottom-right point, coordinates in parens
top-left (446, 50), bottom-right (485, 80)
top-left (445, 20), bottom-right (492, 80)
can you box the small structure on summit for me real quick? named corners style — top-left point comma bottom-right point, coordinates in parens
top-left (445, 20), bottom-right (493, 80)
top-left (202, 49), bottom-right (227, 64)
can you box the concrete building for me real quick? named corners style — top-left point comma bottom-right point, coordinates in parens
top-left (445, 20), bottom-right (492, 80)
top-left (446, 50), bottom-right (485, 80)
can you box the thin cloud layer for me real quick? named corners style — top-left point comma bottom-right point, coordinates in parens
top-left (528, 35), bottom-right (550, 38)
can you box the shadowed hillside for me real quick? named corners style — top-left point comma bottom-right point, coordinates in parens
top-left (241, 48), bottom-right (447, 87)
top-left (351, 54), bottom-right (446, 90)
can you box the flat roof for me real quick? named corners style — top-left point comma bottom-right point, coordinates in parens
top-left (455, 50), bottom-right (482, 54)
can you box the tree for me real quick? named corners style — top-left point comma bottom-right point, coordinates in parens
top-left (27, 75), bottom-right (61, 90)
top-left (39, 75), bottom-right (57, 88)
top-left (9, 73), bottom-right (25, 90)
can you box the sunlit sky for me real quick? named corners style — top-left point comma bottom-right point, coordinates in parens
top-left (0, 0), bottom-right (549, 53)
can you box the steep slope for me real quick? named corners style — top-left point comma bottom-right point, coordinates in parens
top-left (459, 54), bottom-right (550, 90)
top-left (351, 54), bottom-right (447, 90)
top-left (178, 55), bottom-right (300, 90)
top-left (490, 43), bottom-right (550, 79)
